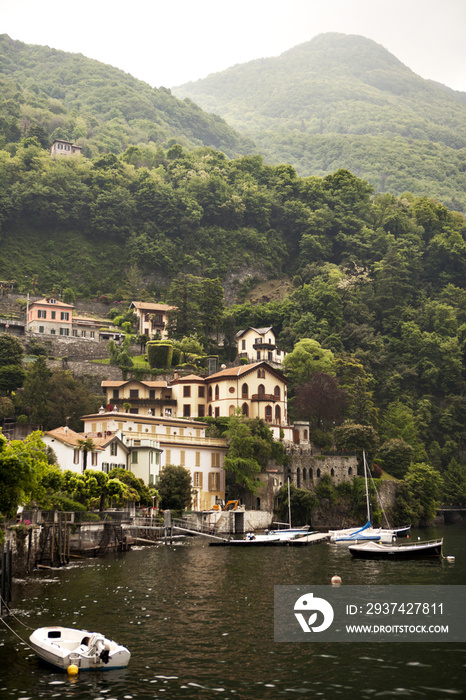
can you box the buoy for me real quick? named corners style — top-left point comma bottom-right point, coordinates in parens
top-left (67, 664), bottom-right (79, 676)
top-left (446, 555), bottom-right (455, 563)
top-left (331, 575), bottom-right (342, 586)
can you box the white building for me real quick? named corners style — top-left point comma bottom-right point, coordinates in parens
top-left (236, 327), bottom-right (286, 366)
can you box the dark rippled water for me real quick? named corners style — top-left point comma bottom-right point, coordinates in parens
top-left (1, 524), bottom-right (465, 699)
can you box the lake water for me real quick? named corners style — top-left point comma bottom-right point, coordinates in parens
top-left (1, 523), bottom-right (465, 699)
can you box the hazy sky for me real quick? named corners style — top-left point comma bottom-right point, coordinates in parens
top-left (1, 0), bottom-right (465, 91)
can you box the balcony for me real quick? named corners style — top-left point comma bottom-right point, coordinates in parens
top-left (252, 341), bottom-right (276, 350)
top-left (111, 398), bottom-right (177, 407)
top-left (251, 393), bottom-right (277, 402)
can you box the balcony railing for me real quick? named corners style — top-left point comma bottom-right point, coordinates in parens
top-left (251, 393), bottom-right (278, 402)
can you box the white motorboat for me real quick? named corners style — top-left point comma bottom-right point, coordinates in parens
top-left (29, 626), bottom-right (131, 671)
top-left (348, 538), bottom-right (444, 560)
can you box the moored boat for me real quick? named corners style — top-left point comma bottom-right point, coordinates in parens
top-left (29, 626), bottom-right (131, 671)
top-left (348, 538), bottom-right (443, 560)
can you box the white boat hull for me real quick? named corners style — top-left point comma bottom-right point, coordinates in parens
top-left (29, 626), bottom-right (131, 671)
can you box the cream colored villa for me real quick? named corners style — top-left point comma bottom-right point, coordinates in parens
top-left (101, 361), bottom-right (289, 440)
top-left (236, 327), bottom-right (286, 366)
top-left (129, 301), bottom-right (176, 339)
top-left (81, 410), bottom-right (227, 510)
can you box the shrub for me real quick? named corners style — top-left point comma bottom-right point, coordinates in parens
top-left (146, 341), bottom-right (173, 369)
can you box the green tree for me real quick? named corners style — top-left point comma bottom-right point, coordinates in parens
top-left (395, 462), bottom-right (444, 526)
top-left (333, 423), bottom-right (380, 466)
top-left (0, 333), bottom-right (23, 367)
top-left (158, 465), bottom-right (192, 511)
top-left (282, 338), bottom-right (335, 385)
top-left (276, 484), bottom-right (315, 526)
top-left (376, 439), bottom-right (414, 479)
top-left (0, 364), bottom-right (26, 394)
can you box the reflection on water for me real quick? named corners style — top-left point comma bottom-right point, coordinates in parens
top-left (1, 524), bottom-right (465, 698)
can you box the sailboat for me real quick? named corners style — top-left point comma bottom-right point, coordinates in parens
top-left (329, 452), bottom-right (410, 544)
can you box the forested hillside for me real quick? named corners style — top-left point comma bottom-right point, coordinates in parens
top-left (174, 33), bottom-right (466, 211)
top-left (0, 33), bottom-right (464, 494)
top-left (0, 34), bottom-right (252, 157)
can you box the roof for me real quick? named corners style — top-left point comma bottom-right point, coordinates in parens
top-left (236, 326), bottom-right (274, 338)
top-left (101, 380), bottom-right (169, 388)
top-left (130, 301), bottom-right (176, 312)
top-left (170, 374), bottom-right (205, 384)
top-left (205, 361), bottom-right (288, 383)
top-left (44, 427), bottom-right (103, 450)
top-left (30, 297), bottom-right (74, 309)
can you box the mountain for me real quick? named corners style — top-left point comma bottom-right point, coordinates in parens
top-left (173, 33), bottom-right (466, 211)
top-left (0, 34), bottom-right (253, 157)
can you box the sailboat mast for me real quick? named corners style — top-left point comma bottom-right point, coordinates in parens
top-left (287, 477), bottom-right (292, 528)
top-left (363, 451), bottom-right (371, 523)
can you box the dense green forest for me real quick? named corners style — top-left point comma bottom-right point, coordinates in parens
top-left (174, 33), bottom-right (466, 211)
top-left (0, 34), bottom-right (252, 158)
top-left (0, 33), bottom-right (464, 510)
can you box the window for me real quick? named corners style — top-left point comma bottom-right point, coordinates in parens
top-left (183, 386), bottom-right (191, 397)
top-left (241, 383), bottom-right (248, 398)
top-left (59, 328), bottom-right (69, 336)
top-left (275, 405), bottom-right (281, 422)
top-left (215, 407), bottom-right (220, 418)
top-left (193, 471), bottom-right (203, 488)
top-left (113, 389), bottom-right (119, 399)
top-left (91, 452), bottom-right (98, 466)
top-left (211, 453), bottom-right (220, 468)
top-left (72, 329), bottom-right (78, 337)
top-left (180, 450), bottom-right (185, 466)
top-left (51, 311), bottom-right (56, 320)
top-left (73, 449), bottom-right (80, 464)
top-left (198, 405), bottom-right (205, 417)
top-left (198, 386), bottom-right (205, 398)
top-left (110, 442), bottom-right (118, 456)
top-left (90, 331), bottom-right (95, 339)
top-left (183, 404), bottom-right (191, 417)
top-left (50, 329), bottom-right (55, 334)
top-left (60, 312), bottom-right (69, 320)
top-left (209, 472), bottom-right (220, 491)
top-left (195, 451), bottom-right (201, 467)
top-left (129, 408), bottom-right (139, 414)
top-left (256, 351), bottom-right (261, 360)
top-left (82, 331), bottom-right (86, 338)
top-left (39, 326), bottom-right (44, 333)
top-left (91, 423), bottom-right (97, 432)
top-left (166, 426), bottom-right (171, 435)
top-left (130, 389), bottom-right (139, 399)
top-left (131, 452), bottom-right (138, 464)
top-left (274, 386), bottom-right (281, 399)
top-left (165, 449), bottom-right (171, 464)
top-left (149, 389), bottom-right (156, 399)
top-left (242, 403), bottom-right (249, 417)
top-left (258, 384), bottom-right (265, 395)
top-left (38, 309), bottom-right (46, 319)
top-left (50, 298), bottom-right (57, 303)
top-left (265, 406), bottom-right (272, 422)
top-left (242, 339), bottom-right (246, 350)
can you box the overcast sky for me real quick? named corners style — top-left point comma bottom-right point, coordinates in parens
top-left (1, 0), bottom-right (465, 91)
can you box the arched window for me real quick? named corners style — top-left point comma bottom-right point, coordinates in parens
top-left (274, 385), bottom-right (280, 399)
top-left (331, 468), bottom-right (335, 477)
top-left (309, 468), bottom-right (313, 480)
top-left (215, 384), bottom-right (219, 399)
top-left (208, 405), bottom-right (213, 417)
top-left (317, 468), bottom-right (321, 478)
top-left (258, 384), bottom-right (265, 395)
top-left (229, 405), bottom-right (236, 416)
top-left (348, 467), bottom-right (353, 476)
top-left (242, 403), bottom-right (249, 417)
top-left (303, 429), bottom-right (308, 440)
top-left (297, 468), bottom-right (301, 488)
top-left (275, 405), bottom-right (281, 422)
top-left (242, 383), bottom-right (248, 398)
top-left (208, 386), bottom-right (212, 400)
top-left (303, 468), bottom-right (307, 481)
top-left (265, 405), bottom-right (272, 422)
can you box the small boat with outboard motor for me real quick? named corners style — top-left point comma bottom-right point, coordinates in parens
top-left (29, 626), bottom-right (131, 671)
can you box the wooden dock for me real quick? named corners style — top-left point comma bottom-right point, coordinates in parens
top-left (209, 532), bottom-right (330, 547)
